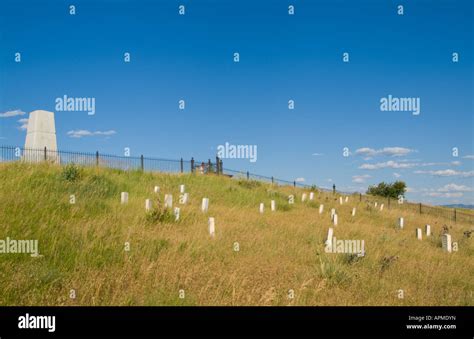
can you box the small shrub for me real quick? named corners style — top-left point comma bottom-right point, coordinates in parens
top-left (146, 207), bottom-right (176, 224)
top-left (237, 179), bottom-right (262, 189)
top-left (61, 163), bottom-right (81, 182)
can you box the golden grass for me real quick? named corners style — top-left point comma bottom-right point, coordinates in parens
top-left (0, 162), bottom-right (472, 306)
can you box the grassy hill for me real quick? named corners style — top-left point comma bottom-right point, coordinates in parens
top-left (0, 162), bottom-right (472, 306)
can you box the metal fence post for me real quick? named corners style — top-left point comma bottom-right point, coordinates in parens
top-left (220, 159), bottom-right (223, 174)
top-left (96, 151), bottom-right (99, 167)
top-left (359, 193), bottom-right (362, 202)
top-left (293, 181), bottom-right (296, 187)
top-left (140, 155), bottom-right (144, 171)
top-left (180, 158), bottom-right (183, 173)
top-left (271, 176), bottom-right (274, 184)
top-left (44, 146), bottom-right (47, 161)
top-left (388, 197), bottom-right (390, 209)
top-left (419, 203), bottom-right (422, 214)
top-left (454, 208), bottom-right (457, 223)
top-left (247, 171), bottom-right (249, 180)
top-left (208, 159), bottom-right (211, 174)
top-left (216, 156), bottom-right (220, 175)
top-left (191, 157), bottom-right (194, 173)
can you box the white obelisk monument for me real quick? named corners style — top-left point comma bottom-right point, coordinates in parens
top-left (24, 110), bottom-right (58, 162)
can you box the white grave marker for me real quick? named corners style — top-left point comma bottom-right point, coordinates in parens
top-left (399, 217), bottom-right (404, 229)
top-left (208, 217), bottom-right (215, 237)
top-left (271, 200), bottom-right (276, 211)
top-left (174, 207), bottom-right (180, 221)
top-left (333, 214), bottom-right (338, 226)
top-left (345, 196), bottom-right (349, 203)
top-left (259, 203), bottom-right (264, 214)
top-left (339, 197), bottom-right (343, 205)
top-left (145, 199), bottom-right (152, 211)
top-left (179, 185), bottom-right (185, 193)
top-left (380, 204), bottom-right (384, 211)
top-left (319, 204), bottom-right (324, 214)
top-left (326, 228), bottom-right (334, 251)
top-left (164, 194), bottom-right (173, 208)
top-left (121, 192), bottom-right (129, 204)
top-left (154, 186), bottom-right (160, 193)
top-left (288, 195), bottom-right (294, 204)
top-left (374, 202), bottom-right (378, 208)
top-left (416, 228), bottom-right (422, 240)
top-left (442, 234), bottom-right (452, 253)
top-left (309, 192), bottom-right (314, 200)
top-left (201, 198), bottom-right (209, 212)
top-left (302, 193), bottom-right (307, 202)
top-left (425, 224), bottom-right (431, 236)
top-left (331, 208), bottom-right (336, 219)
top-left (352, 207), bottom-right (356, 217)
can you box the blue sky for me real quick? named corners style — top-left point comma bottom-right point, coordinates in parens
top-left (0, 0), bottom-right (473, 205)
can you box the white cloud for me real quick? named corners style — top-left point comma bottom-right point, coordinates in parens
top-left (295, 177), bottom-right (305, 182)
top-left (67, 129), bottom-right (117, 138)
top-left (437, 184), bottom-right (473, 192)
top-left (17, 118), bottom-right (28, 131)
top-left (360, 160), bottom-right (462, 170)
top-left (355, 147), bottom-right (416, 158)
top-left (352, 174), bottom-right (371, 183)
top-left (393, 172), bottom-right (401, 178)
top-left (359, 160), bottom-right (416, 170)
top-left (463, 155), bottom-right (474, 159)
top-left (425, 192), bottom-right (463, 198)
top-left (312, 153), bottom-right (324, 156)
top-left (0, 109), bottom-right (25, 118)
top-left (414, 169), bottom-right (474, 178)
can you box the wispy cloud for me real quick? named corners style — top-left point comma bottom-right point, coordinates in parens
top-left (295, 177), bottom-right (305, 182)
top-left (360, 160), bottom-right (460, 170)
top-left (67, 129), bottom-right (117, 138)
top-left (0, 109), bottom-right (25, 118)
top-left (352, 174), bottom-right (371, 183)
top-left (463, 155), bottom-right (474, 160)
top-left (393, 172), bottom-right (401, 178)
top-left (355, 147), bottom-right (416, 158)
top-left (311, 152), bottom-right (324, 156)
top-left (17, 118), bottom-right (28, 131)
top-left (437, 184), bottom-right (473, 192)
top-left (414, 169), bottom-right (474, 178)
top-left (425, 192), bottom-right (463, 198)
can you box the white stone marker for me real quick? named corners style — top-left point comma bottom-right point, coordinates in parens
top-left (333, 214), bottom-right (338, 226)
top-left (208, 217), bottom-right (215, 237)
top-left (164, 194), bottom-right (173, 208)
top-left (352, 207), bottom-right (356, 217)
top-left (339, 197), bottom-right (343, 205)
top-left (121, 192), bottom-right (129, 204)
top-left (259, 203), bottom-right (264, 214)
top-left (288, 195), bottom-right (294, 204)
top-left (319, 204), bottom-right (324, 214)
top-left (174, 207), bottom-right (180, 221)
top-left (302, 193), bottom-right (307, 202)
top-left (309, 192), bottom-right (314, 200)
top-left (23, 110), bottom-right (59, 163)
top-left (326, 228), bottom-right (334, 251)
top-left (425, 224), bottom-right (431, 236)
top-left (271, 200), bottom-right (276, 211)
top-left (380, 204), bottom-right (384, 211)
top-left (345, 196), bottom-right (349, 203)
top-left (201, 198), bottom-right (209, 212)
top-left (442, 234), bottom-right (452, 253)
top-left (374, 202), bottom-right (378, 208)
top-left (331, 208), bottom-right (336, 219)
top-left (145, 199), bottom-right (152, 211)
top-left (416, 228), bottom-right (422, 240)
top-left (399, 217), bottom-right (404, 229)
top-left (154, 186), bottom-right (160, 193)
top-left (180, 185), bottom-right (185, 193)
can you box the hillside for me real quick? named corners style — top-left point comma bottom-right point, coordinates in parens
top-left (0, 162), bottom-right (472, 306)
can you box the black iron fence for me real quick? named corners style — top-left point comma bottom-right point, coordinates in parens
top-left (1, 145), bottom-right (472, 224)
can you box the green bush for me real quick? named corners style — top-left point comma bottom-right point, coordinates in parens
top-left (61, 163), bottom-right (81, 182)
